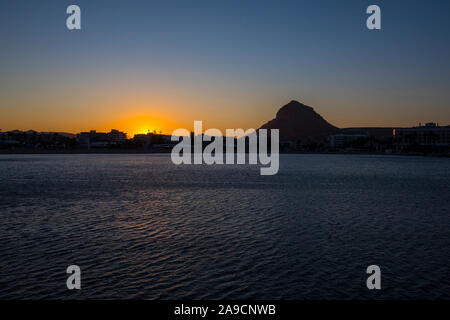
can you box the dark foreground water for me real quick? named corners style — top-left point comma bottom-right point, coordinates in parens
top-left (0, 154), bottom-right (449, 299)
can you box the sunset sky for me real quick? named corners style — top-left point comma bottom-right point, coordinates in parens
top-left (1, 0), bottom-right (449, 136)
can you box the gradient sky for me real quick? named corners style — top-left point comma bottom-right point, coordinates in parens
top-left (1, 0), bottom-right (449, 136)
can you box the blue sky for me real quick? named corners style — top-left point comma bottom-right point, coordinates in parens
top-left (1, 0), bottom-right (449, 134)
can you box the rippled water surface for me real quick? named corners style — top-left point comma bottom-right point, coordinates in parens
top-left (0, 154), bottom-right (449, 299)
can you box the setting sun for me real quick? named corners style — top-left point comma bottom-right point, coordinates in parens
top-left (107, 115), bottom-right (174, 137)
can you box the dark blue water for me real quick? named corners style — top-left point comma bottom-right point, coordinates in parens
top-left (0, 154), bottom-right (449, 299)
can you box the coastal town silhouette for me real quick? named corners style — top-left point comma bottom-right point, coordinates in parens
top-left (2, 100), bottom-right (449, 155)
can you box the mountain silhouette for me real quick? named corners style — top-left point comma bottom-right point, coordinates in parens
top-left (259, 100), bottom-right (339, 141)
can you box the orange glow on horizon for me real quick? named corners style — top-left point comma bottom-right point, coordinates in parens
top-left (107, 114), bottom-right (180, 138)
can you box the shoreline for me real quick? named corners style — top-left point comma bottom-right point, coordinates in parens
top-left (0, 149), bottom-right (449, 158)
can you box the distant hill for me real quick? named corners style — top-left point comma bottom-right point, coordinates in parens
top-left (259, 100), bottom-right (339, 141)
